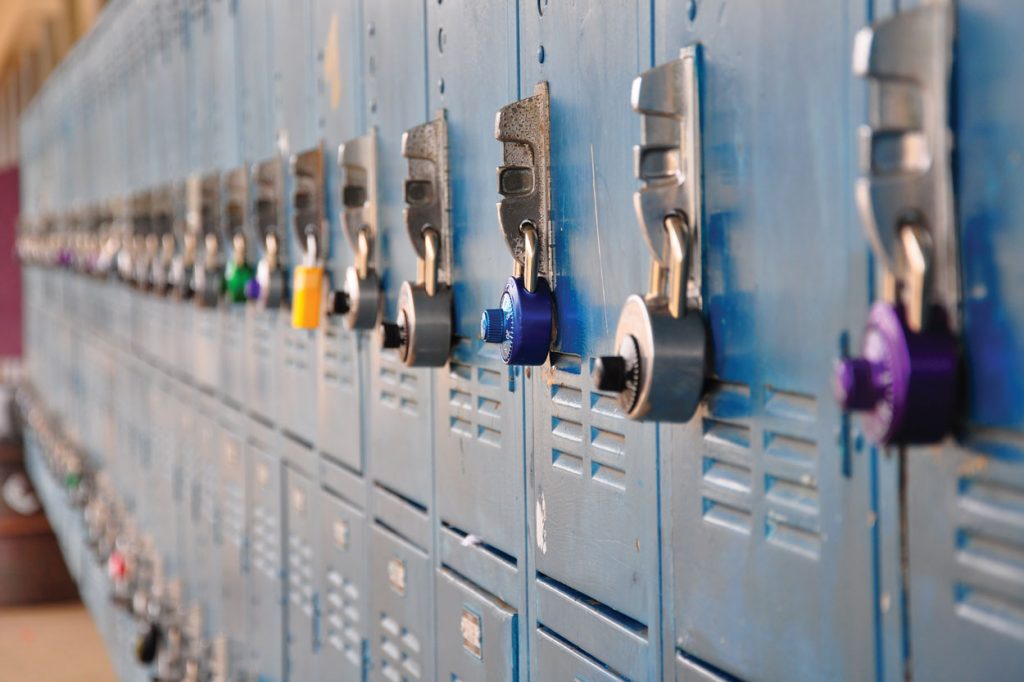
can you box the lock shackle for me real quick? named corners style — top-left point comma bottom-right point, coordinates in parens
top-left (647, 212), bottom-right (691, 319)
top-left (522, 222), bottom-right (539, 293)
top-left (204, 232), bottom-right (220, 269)
top-left (422, 227), bottom-right (439, 297)
top-left (356, 226), bottom-right (372, 280)
top-left (232, 233), bottom-right (246, 266)
top-left (304, 233), bottom-right (318, 268)
top-left (895, 221), bottom-right (933, 332)
top-left (264, 233), bottom-right (279, 270)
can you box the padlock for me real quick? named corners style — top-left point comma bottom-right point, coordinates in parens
top-left (291, 234), bottom-right (324, 329)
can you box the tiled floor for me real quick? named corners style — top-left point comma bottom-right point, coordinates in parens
top-left (0, 601), bottom-right (115, 682)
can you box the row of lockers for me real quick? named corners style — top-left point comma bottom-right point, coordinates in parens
top-left (17, 0), bottom-right (1024, 680)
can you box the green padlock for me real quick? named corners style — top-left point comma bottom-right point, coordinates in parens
top-left (225, 234), bottom-right (254, 303)
top-left (225, 260), bottom-right (254, 303)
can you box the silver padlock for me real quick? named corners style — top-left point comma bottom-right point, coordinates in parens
top-left (193, 174), bottom-right (225, 308)
top-left (594, 46), bottom-right (708, 422)
top-left (331, 128), bottom-right (383, 330)
top-left (249, 158), bottom-right (287, 308)
top-left (380, 110), bottom-right (454, 367)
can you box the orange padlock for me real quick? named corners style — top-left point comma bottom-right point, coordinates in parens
top-left (291, 264), bottom-right (324, 329)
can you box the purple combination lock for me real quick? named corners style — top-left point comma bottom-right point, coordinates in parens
top-left (835, 302), bottom-right (958, 445)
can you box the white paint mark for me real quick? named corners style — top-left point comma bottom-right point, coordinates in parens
top-left (590, 144), bottom-right (609, 336)
top-left (536, 493), bottom-right (547, 554)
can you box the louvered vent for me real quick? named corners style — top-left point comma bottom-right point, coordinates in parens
top-left (446, 340), bottom-right (503, 448)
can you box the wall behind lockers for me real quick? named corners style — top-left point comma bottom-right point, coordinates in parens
top-left (15, 1), bottom-right (1024, 681)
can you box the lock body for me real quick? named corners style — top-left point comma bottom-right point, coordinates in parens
top-left (291, 265), bottom-right (324, 329)
top-left (605, 294), bottom-right (707, 421)
top-left (836, 301), bottom-right (957, 445)
top-left (481, 276), bottom-right (553, 366)
top-left (225, 260), bottom-right (254, 303)
top-left (389, 280), bottom-right (452, 366)
top-left (339, 264), bottom-right (381, 330)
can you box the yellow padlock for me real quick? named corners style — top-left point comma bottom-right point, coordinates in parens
top-left (291, 264), bottom-right (324, 329)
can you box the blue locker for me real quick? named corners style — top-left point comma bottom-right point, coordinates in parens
top-left (316, 486), bottom-right (369, 680)
top-left (313, 0), bottom-right (365, 477)
top-left (195, 390), bottom-right (225, 640)
top-left (361, 0), bottom-right (434, 509)
top-left (516, 3), bottom-right (664, 678)
top-left (283, 465), bottom-right (319, 682)
top-left (435, 567), bottom-right (519, 682)
top-left (218, 406), bottom-right (249, 678)
top-left (426, 0), bottom-right (527, 570)
top-left (246, 418), bottom-right (287, 682)
top-left (654, 1), bottom-right (878, 680)
top-left (237, 0), bottom-right (283, 427)
top-left (898, 1), bottom-right (1024, 679)
top-left (369, 519), bottom-right (433, 682)
top-left (269, 0), bottom-right (320, 448)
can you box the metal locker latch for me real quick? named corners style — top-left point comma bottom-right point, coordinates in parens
top-left (193, 173), bottom-right (226, 308)
top-left (479, 81), bottom-right (556, 366)
top-left (169, 185), bottom-right (195, 301)
top-left (290, 146), bottom-right (327, 330)
top-left (835, 3), bottom-right (959, 446)
top-left (223, 167), bottom-right (254, 303)
top-left (380, 109), bottom-right (454, 367)
top-left (248, 158), bottom-right (287, 308)
top-left (594, 45), bottom-right (708, 422)
top-left (132, 192), bottom-right (155, 290)
top-left (330, 128), bottom-right (383, 330)
top-left (150, 189), bottom-right (175, 296)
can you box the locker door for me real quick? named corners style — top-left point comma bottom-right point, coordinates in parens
top-left (313, 0), bottom-right (364, 475)
top-left (654, 1), bottom-right (876, 680)
top-left (436, 569), bottom-right (518, 682)
top-left (284, 467), bottom-right (319, 682)
top-left (369, 524), bottom-right (433, 682)
top-left (517, 3), bottom-right (663, 678)
top-left (219, 411), bottom-right (249, 676)
top-left (269, 0), bottom-right (319, 446)
top-left (316, 488), bottom-right (368, 681)
top-left (238, 0), bottom-right (281, 426)
top-left (901, 1), bottom-right (1024, 679)
top-left (196, 392), bottom-right (224, 638)
top-left (426, 0), bottom-right (526, 570)
top-left (361, 0), bottom-right (433, 508)
top-left (246, 422), bottom-right (286, 682)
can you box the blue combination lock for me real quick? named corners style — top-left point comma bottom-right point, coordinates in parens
top-left (481, 268), bottom-right (553, 366)
top-left (481, 83), bottom-right (555, 366)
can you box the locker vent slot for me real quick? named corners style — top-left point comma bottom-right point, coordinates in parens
top-left (537, 571), bottom-right (648, 636)
top-left (283, 328), bottom-right (311, 373)
top-left (378, 349), bottom-right (419, 416)
top-left (699, 382), bottom-right (822, 554)
top-left (955, 472), bottom-right (1024, 640)
top-left (200, 447), bottom-right (220, 544)
top-left (325, 564), bottom-right (363, 667)
top-left (251, 503), bottom-right (281, 581)
top-left (544, 356), bottom-right (629, 493)
top-left (701, 410), bottom-right (753, 534)
top-left (223, 471), bottom-right (244, 550)
top-left (322, 320), bottom-right (356, 388)
top-left (251, 314), bottom-right (274, 365)
top-left (379, 611), bottom-right (423, 680)
top-left (445, 340), bottom-right (504, 447)
top-left (442, 521), bottom-right (518, 568)
top-left (535, 625), bottom-right (629, 681)
top-left (288, 529), bottom-right (315, 619)
top-left (761, 386), bottom-right (821, 558)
